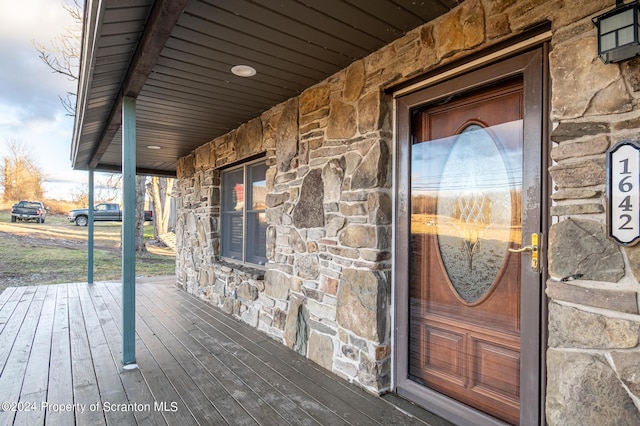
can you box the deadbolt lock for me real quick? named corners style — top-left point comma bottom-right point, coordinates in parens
top-left (508, 233), bottom-right (540, 272)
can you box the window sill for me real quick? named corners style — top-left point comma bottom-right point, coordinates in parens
top-left (216, 259), bottom-right (265, 280)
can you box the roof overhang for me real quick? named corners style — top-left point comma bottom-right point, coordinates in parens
top-left (72, 0), bottom-right (461, 176)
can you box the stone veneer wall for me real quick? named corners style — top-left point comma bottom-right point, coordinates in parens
top-left (174, 0), bottom-right (640, 423)
top-left (544, 6), bottom-right (640, 425)
top-left (175, 77), bottom-right (395, 391)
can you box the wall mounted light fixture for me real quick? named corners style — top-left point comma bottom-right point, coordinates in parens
top-left (592, 0), bottom-right (640, 63)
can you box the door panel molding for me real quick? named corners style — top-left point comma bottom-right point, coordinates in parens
top-left (393, 48), bottom-right (547, 426)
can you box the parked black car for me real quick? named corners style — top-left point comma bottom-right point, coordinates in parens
top-left (10, 201), bottom-right (48, 223)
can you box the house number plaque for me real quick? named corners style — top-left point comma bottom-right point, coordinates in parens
top-left (607, 140), bottom-right (640, 246)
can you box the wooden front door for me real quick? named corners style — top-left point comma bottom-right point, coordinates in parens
top-left (395, 49), bottom-right (545, 426)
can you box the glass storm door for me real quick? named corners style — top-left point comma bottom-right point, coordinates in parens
top-left (409, 79), bottom-right (524, 424)
top-left (396, 50), bottom-right (544, 426)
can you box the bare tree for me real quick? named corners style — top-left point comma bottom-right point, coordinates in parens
top-left (71, 174), bottom-right (121, 206)
top-left (135, 176), bottom-right (148, 253)
top-left (33, 0), bottom-right (82, 116)
top-left (70, 183), bottom-right (89, 206)
top-left (99, 173), bottom-right (122, 203)
top-left (36, 1), bottom-right (173, 253)
top-left (149, 177), bottom-right (175, 238)
top-left (1, 140), bottom-right (45, 202)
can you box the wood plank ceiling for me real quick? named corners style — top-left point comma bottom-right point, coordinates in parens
top-left (72, 0), bottom-right (461, 176)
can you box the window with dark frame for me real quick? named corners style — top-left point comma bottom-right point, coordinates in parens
top-left (220, 159), bottom-right (268, 266)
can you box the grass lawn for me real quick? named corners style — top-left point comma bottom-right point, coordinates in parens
top-left (0, 211), bottom-right (175, 294)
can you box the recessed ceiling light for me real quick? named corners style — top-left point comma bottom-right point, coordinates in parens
top-left (147, 145), bottom-right (161, 150)
top-left (231, 65), bottom-right (257, 77)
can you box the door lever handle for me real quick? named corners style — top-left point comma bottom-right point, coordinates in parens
top-left (508, 245), bottom-right (535, 253)
top-left (508, 233), bottom-right (540, 272)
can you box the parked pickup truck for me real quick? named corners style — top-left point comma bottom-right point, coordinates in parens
top-left (68, 203), bottom-right (153, 226)
top-left (10, 200), bottom-right (48, 223)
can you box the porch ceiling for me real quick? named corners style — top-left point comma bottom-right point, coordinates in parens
top-left (72, 0), bottom-right (461, 176)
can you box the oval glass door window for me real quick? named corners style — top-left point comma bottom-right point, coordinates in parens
top-left (436, 124), bottom-right (513, 303)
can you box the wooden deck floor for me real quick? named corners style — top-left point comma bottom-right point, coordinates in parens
top-left (0, 277), bottom-right (451, 426)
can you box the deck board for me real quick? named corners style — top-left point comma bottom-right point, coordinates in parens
top-left (0, 286), bottom-right (47, 426)
top-left (81, 283), bottom-right (168, 426)
top-left (144, 282), bottom-right (440, 426)
top-left (142, 284), bottom-right (357, 425)
top-left (14, 285), bottom-right (57, 426)
top-left (98, 281), bottom-right (226, 425)
top-left (92, 282), bottom-right (197, 426)
top-left (0, 287), bottom-right (22, 334)
top-left (76, 282), bottom-right (138, 425)
top-left (45, 284), bottom-right (74, 426)
top-left (134, 290), bottom-right (283, 426)
top-left (0, 278), bottom-right (450, 426)
top-left (136, 286), bottom-right (313, 426)
top-left (68, 283), bottom-right (107, 426)
top-left (149, 284), bottom-right (399, 425)
top-left (0, 287), bottom-right (36, 375)
top-left (131, 294), bottom-right (261, 426)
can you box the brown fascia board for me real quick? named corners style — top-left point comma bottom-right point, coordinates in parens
top-left (88, 0), bottom-right (189, 170)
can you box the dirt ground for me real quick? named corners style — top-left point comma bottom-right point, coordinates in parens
top-left (0, 214), bottom-right (175, 293)
top-left (0, 215), bottom-right (173, 253)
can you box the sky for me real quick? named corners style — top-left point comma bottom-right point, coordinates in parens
top-left (0, 0), bottom-right (91, 201)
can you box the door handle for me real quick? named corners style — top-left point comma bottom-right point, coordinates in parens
top-left (508, 233), bottom-right (540, 272)
top-left (508, 245), bottom-right (535, 253)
